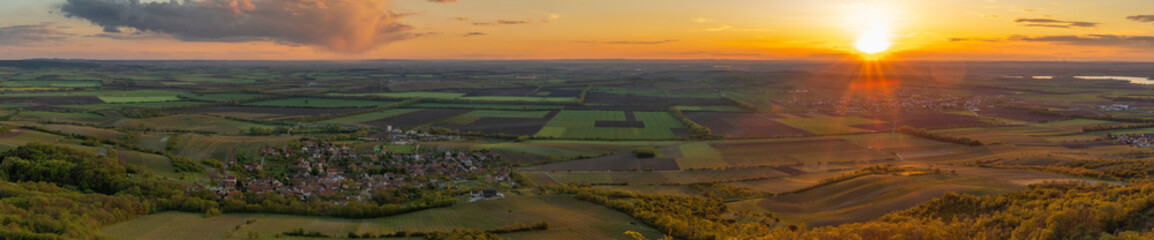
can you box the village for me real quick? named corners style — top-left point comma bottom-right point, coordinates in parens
top-left (197, 129), bottom-right (514, 205)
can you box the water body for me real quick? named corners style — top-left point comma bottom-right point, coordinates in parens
top-left (1074, 76), bottom-right (1154, 85)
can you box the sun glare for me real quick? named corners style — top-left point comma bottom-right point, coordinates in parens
top-left (846, 3), bottom-right (896, 58)
top-left (855, 26), bottom-right (891, 54)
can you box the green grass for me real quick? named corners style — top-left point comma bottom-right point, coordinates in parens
top-left (534, 127), bottom-right (566, 138)
top-left (634, 112), bottom-right (684, 128)
top-left (463, 110), bottom-right (551, 118)
top-left (544, 110), bottom-right (625, 128)
top-left (319, 109), bottom-right (421, 124)
top-left (247, 98), bottom-right (396, 108)
top-left (117, 150), bottom-right (178, 179)
top-left (593, 88), bottom-right (720, 98)
top-left (410, 103), bottom-right (564, 110)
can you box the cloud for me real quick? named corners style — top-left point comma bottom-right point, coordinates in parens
top-left (428, 0), bottom-right (456, 3)
top-left (59, 0), bottom-right (415, 53)
top-left (472, 19), bottom-right (536, 26)
top-left (1009, 34), bottom-right (1154, 47)
top-left (1021, 9), bottom-right (1035, 13)
top-left (452, 17), bottom-right (469, 21)
top-left (980, 14), bottom-right (1000, 18)
top-left (462, 32), bottom-right (484, 37)
top-left (1013, 18), bottom-right (1099, 28)
top-left (0, 22), bottom-right (75, 46)
top-left (691, 17), bottom-right (714, 23)
top-left (1127, 15), bottom-right (1154, 23)
top-left (949, 37), bottom-right (1002, 42)
top-left (577, 39), bottom-right (678, 45)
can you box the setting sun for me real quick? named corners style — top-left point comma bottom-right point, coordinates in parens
top-left (855, 27), bottom-right (892, 54)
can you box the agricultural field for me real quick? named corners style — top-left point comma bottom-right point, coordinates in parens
top-left (184, 93), bottom-right (267, 102)
top-left (11, 111), bottom-right (114, 125)
top-left (319, 109), bottom-right (422, 125)
top-left (534, 110), bottom-right (684, 139)
top-left (410, 103), bottom-right (565, 110)
top-left (172, 106), bottom-right (366, 121)
top-left (114, 114), bottom-right (277, 134)
top-left (101, 195), bottom-right (664, 240)
top-left (169, 134), bottom-right (297, 161)
top-left (730, 174), bottom-right (1025, 227)
top-left (247, 97), bottom-right (397, 108)
top-left (330, 91), bottom-right (579, 103)
top-left (98, 96), bottom-right (182, 103)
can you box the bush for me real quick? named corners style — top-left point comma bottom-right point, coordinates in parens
top-left (632, 147), bottom-right (656, 158)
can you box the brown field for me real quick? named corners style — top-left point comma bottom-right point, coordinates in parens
top-left (434, 111), bottom-right (558, 136)
top-left (685, 112), bottom-right (813, 137)
top-left (521, 153), bottom-right (680, 172)
top-left (364, 108), bottom-right (470, 129)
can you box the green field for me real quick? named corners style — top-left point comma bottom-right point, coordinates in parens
top-left (247, 98), bottom-right (396, 108)
top-left (463, 110), bottom-right (551, 118)
top-left (534, 110), bottom-right (680, 139)
top-left (319, 109), bottom-right (422, 124)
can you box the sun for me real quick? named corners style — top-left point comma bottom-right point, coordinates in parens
top-left (855, 26), bottom-right (891, 54)
top-left (845, 3), bottom-right (897, 58)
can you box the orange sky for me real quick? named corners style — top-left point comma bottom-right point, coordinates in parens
top-left (1, 0), bottom-right (1153, 61)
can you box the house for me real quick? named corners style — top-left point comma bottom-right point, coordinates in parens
top-left (482, 189), bottom-right (500, 198)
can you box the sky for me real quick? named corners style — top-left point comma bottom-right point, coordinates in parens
top-left (0, 0), bottom-right (1153, 61)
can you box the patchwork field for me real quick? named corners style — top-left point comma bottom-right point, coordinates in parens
top-left (172, 106), bottom-right (365, 121)
top-left (170, 134), bottom-right (298, 161)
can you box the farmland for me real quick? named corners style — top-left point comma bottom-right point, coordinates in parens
top-left (247, 97), bottom-right (396, 108)
top-left (5, 60), bottom-right (1154, 239)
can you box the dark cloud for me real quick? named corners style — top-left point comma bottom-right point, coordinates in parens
top-left (577, 39), bottom-right (678, 45)
top-left (462, 32), bottom-right (485, 37)
top-left (0, 22), bottom-right (75, 46)
top-left (1127, 15), bottom-right (1154, 23)
top-left (428, 0), bottom-right (456, 3)
top-left (472, 20), bottom-right (535, 26)
top-left (1013, 18), bottom-right (1099, 28)
top-left (59, 0), bottom-right (415, 53)
top-left (1009, 34), bottom-right (1154, 47)
top-left (452, 17), bottom-right (469, 21)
